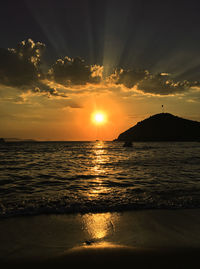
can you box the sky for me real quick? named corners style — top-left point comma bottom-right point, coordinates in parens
top-left (0, 0), bottom-right (200, 141)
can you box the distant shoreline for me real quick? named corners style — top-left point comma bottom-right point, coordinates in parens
top-left (1, 139), bottom-right (200, 143)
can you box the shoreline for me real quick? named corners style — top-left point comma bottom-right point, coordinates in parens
top-left (1, 209), bottom-right (200, 267)
top-left (3, 246), bottom-right (200, 268)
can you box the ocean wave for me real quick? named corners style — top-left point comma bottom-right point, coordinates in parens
top-left (1, 193), bottom-right (200, 218)
top-left (0, 141), bottom-right (200, 218)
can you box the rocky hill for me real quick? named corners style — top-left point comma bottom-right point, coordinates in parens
top-left (116, 113), bottom-right (200, 142)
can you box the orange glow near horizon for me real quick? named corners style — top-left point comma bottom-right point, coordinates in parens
top-left (63, 96), bottom-right (129, 141)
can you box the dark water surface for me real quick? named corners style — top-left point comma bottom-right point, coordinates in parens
top-left (0, 141), bottom-right (200, 217)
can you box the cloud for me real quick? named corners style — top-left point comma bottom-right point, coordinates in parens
top-left (183, 86), bottom-right (200, 103)
top-left (115, 69), bottom-right (148, 88)
top-left (0, 39), bottom-right (45, 88)
top-left (113, 68), bottom-right (199, 96)
top-left (0, 39), bottom-right (70, 98)
top-left (32, 81), bottom-right (68, 98)
top-left (137, 73), bottom-right (199, 95)
top-left (0, 39), bottom-right (199, 100)
top-left (48, 56), bottom-right (102, 86)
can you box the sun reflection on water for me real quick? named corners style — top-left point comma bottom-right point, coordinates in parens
top-left (91, 141), bottom-right (107, 173)
top-left (81, 142), bottom-right (120, 245)
top-left (87, 141), bottom-right (111, 198)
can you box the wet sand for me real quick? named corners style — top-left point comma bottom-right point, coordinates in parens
top-left (1, 209), bottom-right (200, 268)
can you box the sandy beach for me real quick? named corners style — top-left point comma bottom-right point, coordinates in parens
top-left (1, 209), bottom-right (200, 268)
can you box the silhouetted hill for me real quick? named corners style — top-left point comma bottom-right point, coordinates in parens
top-left (116, 113), bottom-right (200, 142)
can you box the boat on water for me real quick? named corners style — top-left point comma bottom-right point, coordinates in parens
top-left (123, 141), bottom-right (133, 147)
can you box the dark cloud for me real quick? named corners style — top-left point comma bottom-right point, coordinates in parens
top-left (0, 39), bottom-right (198, 98)
top-left (115, 69), bottom-right (148, 88)
top-left (0, 39), bottom-right (45, 87)
top-left (33, 82), bottom-right (68, 98)
top-left (115, 69), bottom-right (198, 96)
top-left (137, 73), bottom-right (197, 95)
top-left (0, 39), bottom-right (102, 98)
top-left (14, 39), bottom-right (45, 67)
top-left (0, 39), bottom-right (69, 98)
top-left (49, 56), bottom-right (101, 86)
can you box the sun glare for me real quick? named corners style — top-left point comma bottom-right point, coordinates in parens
top-left (95, 113), bottom-right (104, 123)
top-left (92, 112), bottom-right (107, 125)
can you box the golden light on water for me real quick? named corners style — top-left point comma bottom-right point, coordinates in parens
top-left (80, 142), bottom-right (119, 244)
top-left (88, 141), bottom-right (110, 197)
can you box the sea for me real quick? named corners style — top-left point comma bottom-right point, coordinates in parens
top-left (0, 141), bottom-right (200, 218)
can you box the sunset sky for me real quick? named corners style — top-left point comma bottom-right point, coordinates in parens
top-left (1, 0), bottom-right (200, 141)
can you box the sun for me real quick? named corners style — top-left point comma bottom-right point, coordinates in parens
top-left (92, 111), bottom-right (107, 125)
top-left (95, 113), bottom-right (104, 123)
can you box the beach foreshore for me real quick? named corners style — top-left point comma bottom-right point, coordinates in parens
top-left (1, 209), bottom-right (200, 268)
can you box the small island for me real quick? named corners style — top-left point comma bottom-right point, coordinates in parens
top-left (115, 113), bottom-right (200, 142)
top-left (0, 138), bottom-right (6, 143)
